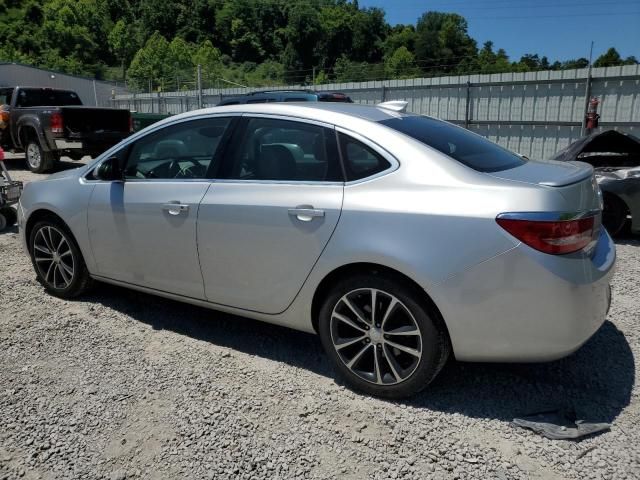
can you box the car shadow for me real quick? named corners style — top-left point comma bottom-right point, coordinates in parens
top-left (86, 282), bottom-right (634, 424)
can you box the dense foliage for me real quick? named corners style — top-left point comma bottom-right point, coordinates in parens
top-left (0, 0), bottom-right (637, 90)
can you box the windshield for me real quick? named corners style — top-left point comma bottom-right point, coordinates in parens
top-left (17, 89), bottom-right (83, 107)
top-left (379, 115), bottom-right (526, 172)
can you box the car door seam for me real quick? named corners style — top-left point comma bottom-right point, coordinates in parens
top-left (275, 183), bottom-right (346, 315)
top-left (196, 182), bottom-right (215, 301)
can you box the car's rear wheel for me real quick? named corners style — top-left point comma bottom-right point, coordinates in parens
top-left (25, 138), bottom-right (57, 173)
top-left (318, 274), bottom-right (450, 399)
top-left (29, 219), bottom-right (92, 298)
top-left (602, 193), bottom-right (628, 237)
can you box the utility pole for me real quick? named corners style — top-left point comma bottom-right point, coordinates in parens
top-left (312, 66), bottom-right (316, 85)
top-left (197, 64), bottom-right (203, 108)
top-left (580, 41), bottom-right (595, 137)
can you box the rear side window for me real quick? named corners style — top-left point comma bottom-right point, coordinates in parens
top-left (379, 116), bottom-right (526, 172)
top-left (223, 117), bottom-right (342, 182)
top-left (338, 133), bottom-right (391, 181)
top-left (0, 88), bottom-right (13, 105)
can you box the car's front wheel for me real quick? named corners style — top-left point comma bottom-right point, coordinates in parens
top-left (29, 219), bottom-right (92, 298)
top-left (318, 274), bottom-right (450, 399)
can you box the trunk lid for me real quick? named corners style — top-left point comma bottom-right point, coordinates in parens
top-left (488, 159), bottom-right (601, 213)
top-left (487, 159), bottom-right (593, 187)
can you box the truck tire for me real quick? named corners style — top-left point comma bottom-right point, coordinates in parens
top-left (25, 137), bottom-right (57, 173)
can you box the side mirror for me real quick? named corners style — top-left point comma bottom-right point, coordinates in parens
top-left (95, 156), bottom-right (123, 181)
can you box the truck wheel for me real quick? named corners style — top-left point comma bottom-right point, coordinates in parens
top-left (0, 207), bottom-right (17, 229)
top-left (25, 138), bottom-right (56, 173)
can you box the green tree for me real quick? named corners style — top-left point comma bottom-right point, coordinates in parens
top-left (414, 12), bottom-right (477, 75)
top-left (384, 46), bottom-right (419, 78)
top-left (108, 19), bottom-right (139, 81)
top-left (383, 25), bottom-right (416, 56)
top-left (193, 40), bottom-right (223, 88)
top-left (594, 47), bottom-right (638, 67)
top-left (127, 31), bottom-right (171, 90)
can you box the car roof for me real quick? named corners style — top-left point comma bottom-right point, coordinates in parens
top-left (176, 102), bottom-right (414, 129)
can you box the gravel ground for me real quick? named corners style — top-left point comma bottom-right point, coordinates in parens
top-left (1, 156), bottom-right (639, 480)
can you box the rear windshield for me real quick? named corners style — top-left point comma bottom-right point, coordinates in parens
top-left (17, 89), bottom-right (83, 107)
top-left (379, 116), bottom-right (526, 172)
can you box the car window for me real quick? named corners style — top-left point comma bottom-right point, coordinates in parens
top-left (379, 115), bottom-right (526, 172)
top-left (124, 117), bottom-right (232, 180)
top-left (338, 133), bottom-right (391, 181)
top-left (224, 117), bottom-right (342, 182)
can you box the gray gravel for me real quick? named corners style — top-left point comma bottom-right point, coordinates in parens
top-left (1, 156), bottom-right (639, 480)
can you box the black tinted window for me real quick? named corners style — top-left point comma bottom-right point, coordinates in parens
top-left (0, 88), bottom-right (13, 105)
top-left (225, 118), bottom-right (341, 182)
top-left (339, 133), bottom-right (391, 181)
top-left (124, 117), bottom-right (231, 179)
top-left (379, 116), bottom-right (526, 172)
top-left (17, 89), bottom-right (82, 107)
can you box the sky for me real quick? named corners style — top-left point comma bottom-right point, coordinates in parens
top-left (359, 0), bottom-right (640, 63)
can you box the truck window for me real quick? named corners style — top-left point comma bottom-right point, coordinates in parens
top-left (16, 89), bottom-right (83, 108)
top-left (0, 89), bottom-right (13, 106)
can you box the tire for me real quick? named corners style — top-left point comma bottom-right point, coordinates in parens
top-left (0, 211), bottom-right (7, 231)
top-left (25, 137), bottom-right (57, 173)
top-left (0, 206), bottom-right (17, 228)
top-left (602, 193), bottom-right (628, 237)
top-left (318, 273), bottom-right (451, 399)
top-left (28, 218), bottom-right (93, 298)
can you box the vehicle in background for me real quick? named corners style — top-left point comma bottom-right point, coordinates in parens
top-left (553, 130), bottom-right (640, 237)
top-left (18, 103), bottom-right (614, 398)
top-left (216, 89), bottom-right (353, 106)
top-left (131, 112), bottom-right (171, 133)
top-left (0, 86), bottom-right (132, 173)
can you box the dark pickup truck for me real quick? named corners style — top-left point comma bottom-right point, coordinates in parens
top-left (0, 86), bottom-right (131, 173)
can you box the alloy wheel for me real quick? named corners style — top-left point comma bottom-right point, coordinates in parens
top-left (26, 143), bottom-right (41, 170)
top-left (33, 225), bottom-right (75, 289)
top-left (330, 288), bottom-right (423, 385)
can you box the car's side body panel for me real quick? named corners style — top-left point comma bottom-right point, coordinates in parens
top-left (87, 180), bottom-right (212, 299)
top-left (197, 181), bottom-right (343, 313)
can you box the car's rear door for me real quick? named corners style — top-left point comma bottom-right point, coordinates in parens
top-left (87, 115), bottom-right (236, 299)
top-left (197, 115), bottom-right (344, 314)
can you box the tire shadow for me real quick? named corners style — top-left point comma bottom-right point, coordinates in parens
top-left (85, 282), bottom-right (634, 424)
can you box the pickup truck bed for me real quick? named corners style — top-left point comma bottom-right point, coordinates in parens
top-left (0, 86), bottom-right (131, 173)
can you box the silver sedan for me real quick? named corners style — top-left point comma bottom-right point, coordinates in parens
top-left (17, 103), bottom-right (615, 398)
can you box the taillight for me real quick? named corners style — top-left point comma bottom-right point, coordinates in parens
top-left (496, 213), bottom-right (599, 255)
top-left (50, 112), bottom-right (63, 134)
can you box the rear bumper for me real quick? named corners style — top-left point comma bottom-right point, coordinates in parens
top-left (433, 229), bottom-right (616, 362)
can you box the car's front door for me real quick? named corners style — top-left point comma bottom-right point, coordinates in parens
top-left (198, 116), bottom-right (344, 314)
top-left (87, 116), bottom-right (235, 299)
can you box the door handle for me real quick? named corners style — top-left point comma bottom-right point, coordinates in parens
top-left (288, 206), bottom-right (325, 222)
top-left (162, 202), bottom-right (189, 216)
